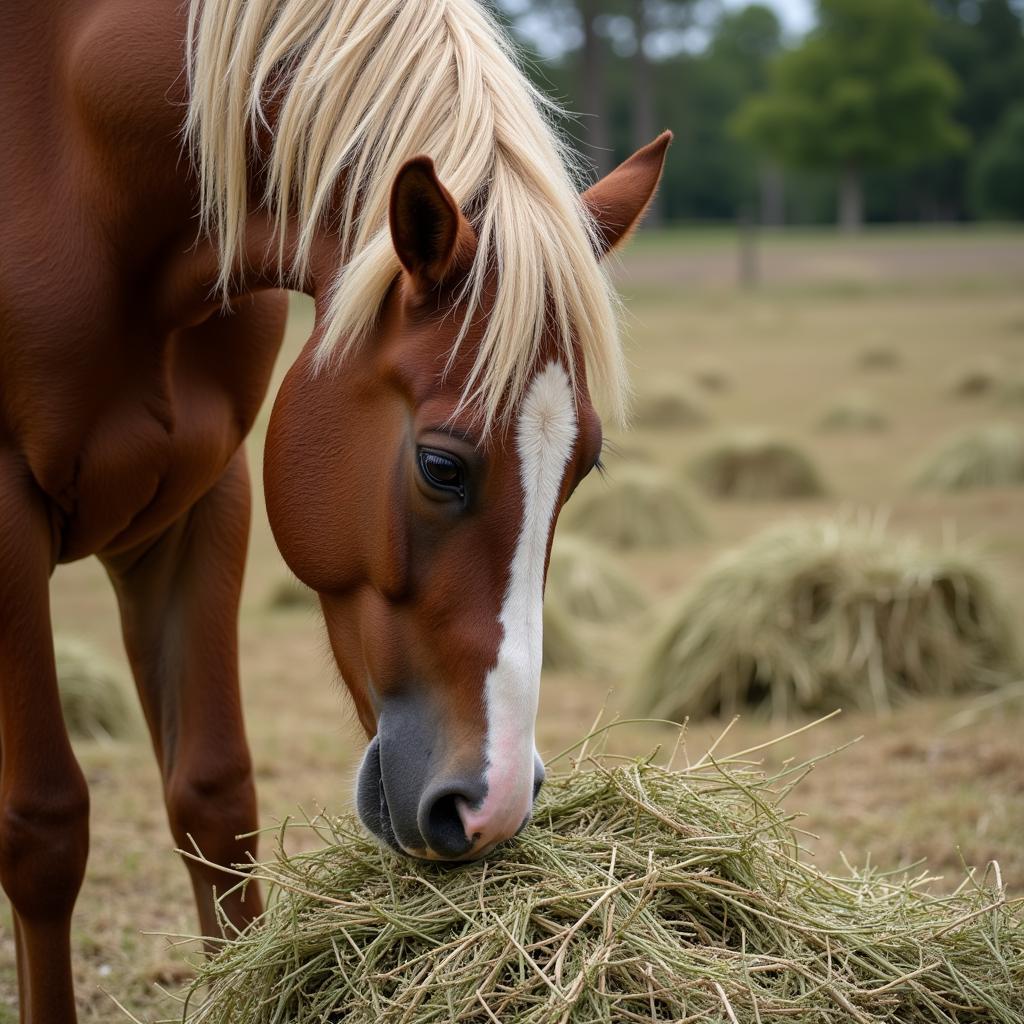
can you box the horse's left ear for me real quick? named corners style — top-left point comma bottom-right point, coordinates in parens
top-left (582, 131), bottom-right (672, 257)
top-left (390, 156), bottom-right (474, 290)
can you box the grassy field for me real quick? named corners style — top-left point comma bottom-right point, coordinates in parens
top-left (2, 227), bottom-right (1024, 1021)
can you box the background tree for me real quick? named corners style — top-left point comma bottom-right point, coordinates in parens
top-left (971, 103), bottom-right (1024, 219)
top-left (731, 0), bottom-right (967, 230)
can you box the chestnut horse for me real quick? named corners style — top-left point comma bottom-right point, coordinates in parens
top-left (0, 0), bottom-right (668, 1018)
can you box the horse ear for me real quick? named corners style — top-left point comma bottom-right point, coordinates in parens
top-left (582, 131), bottom-right (672, 257)
top-left (390, 157), bottom-right (473, 290)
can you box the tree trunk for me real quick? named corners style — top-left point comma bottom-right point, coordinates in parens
top-left (579, 0), bottom-right (611, 177)
top-left (631, 0), bottom-right (661, 225)
top-left (838, 165), bottom-right (864, 232)
top-left (758, 162), bottom-right (786, 227)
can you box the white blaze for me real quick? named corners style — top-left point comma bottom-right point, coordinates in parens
top-left (460, 361), bottom-right (577, 848)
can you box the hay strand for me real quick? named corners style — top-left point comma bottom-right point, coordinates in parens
top-left (634, 517), bottom-right (1022, 721)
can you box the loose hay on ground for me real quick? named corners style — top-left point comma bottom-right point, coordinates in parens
top-left (633, 385), bottom-right (710, 430)
top-left (55, 635), bottom-right (136, 741)
top-left (634, 518), bottom-right (1022, 720)
top-left (566, 466), bottom-right (706, 549)
top-left (913, 424), bottom-right (1024, 492)
top-left (687, 431), bottom-right (827, 500)
top-left (182, 750), bottom-right (1024, 1024)
top-left (817, 392), bottom-right (888, 433)
top-left (546, 534), bottom-right (648, 623)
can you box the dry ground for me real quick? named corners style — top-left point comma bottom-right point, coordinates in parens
top-left (1, 228), bottom-right (1023, 1021)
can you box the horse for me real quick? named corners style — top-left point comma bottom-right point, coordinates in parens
top-left (0, 0), bottom-right (668, 1018)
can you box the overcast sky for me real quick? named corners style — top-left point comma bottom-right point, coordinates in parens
top-left (727, 0), bottom-right (814, 35)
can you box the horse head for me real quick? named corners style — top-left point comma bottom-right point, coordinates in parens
top-left (264, 135), bottom-right (669, 861)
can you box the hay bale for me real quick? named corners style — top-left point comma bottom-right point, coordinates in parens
top-left (949, 362), bottom-right (998, 398)
top-left (914, 424), bottom-right (1024, 492)
top-left (183, 753), bottom-right (1024, 1024)
top-left (632, 385), bottom-right (710, 431)
top-left (542, 597), bottom-right (588, 672)
top-left (268, 577), bottom-right (318, 611)
top-left (687, 431), bottom-right (826, 500)
top-left (856, 345), bottom-right (901, 370)
top-left (55, 636), bottom-right (135, 741)
top-left (546, 534), bottom-right (647, 623)
top-left (565, 467), bottom-right (706, 550)
top-left (999, 378), bottom-right (1024, 405)
top-left (691, 363), bottom-right (731, 392)
top-left (816, 392), bottom-right (888, 433)
top-left (634, 519), bottom-right (1022, 721)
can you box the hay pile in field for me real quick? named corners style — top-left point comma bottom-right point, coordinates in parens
top-left (999, 378), bottom-right (1024, 406)
top-left (268, 577), bottom-right (318, 611)
top-left (633, 385), bottom-right (710, 431)
top-left (55, 636), bottom-right (135, 741)
top-left (542, 598), bottom-right (588, 672)
top-left (635, 519), bottom-right (1022, 720)
top-left (687, 432), bottom-right (826, 500)
top-left (546, 534), bottom-right (647, 624)
top-left (914, 424), bottom-right (1024, 492)
top-left (949, 363), bottom-right (998, 398)
top-left (691, 363), bottom-right (731, 392)
top-left (857, 345), bottom-right (901, 370)
top-left (567, 467), bottom-right (706, 549)
top-left (182, 751), bottom-right (1024, 1024)
top-left (817, 392), bottom-right (888, 433)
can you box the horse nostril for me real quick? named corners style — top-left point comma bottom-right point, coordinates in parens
top-left (421, 789), bottom-right (474, 859)
top-left (533, 754), bottom-right (546, 800)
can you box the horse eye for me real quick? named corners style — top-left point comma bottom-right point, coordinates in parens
top-left (418, 449), bottom-right (465, 499)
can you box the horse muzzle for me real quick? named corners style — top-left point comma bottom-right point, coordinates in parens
top-left (354, 701), bottom-right (544, 862)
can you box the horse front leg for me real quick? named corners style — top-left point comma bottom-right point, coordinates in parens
top-left (0, 451), bottom-right (90, 1024)
top-left (104, 448), bottom-right (263, 941)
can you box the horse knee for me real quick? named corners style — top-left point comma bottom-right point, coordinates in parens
top-left (167, 755), bottom-right (258, 862)
top-left (0, 780), bottom-right (90, 921)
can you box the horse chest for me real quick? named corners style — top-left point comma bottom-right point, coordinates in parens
top-left (7, 293), bottom-right (286, 563)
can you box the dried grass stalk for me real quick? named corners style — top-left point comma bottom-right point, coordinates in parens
top-left (634, 518), bottom-right (1022, 721)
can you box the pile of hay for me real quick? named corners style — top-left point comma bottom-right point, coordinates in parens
top-left (182, 752), bottom-right (1024, 1024)
top-left (55, 636), bottom-right (135, 741)
top-left (546, 534), bottom-right (647, 624)
top-left (913, 424), bottom-right (1024, 492)
top-left (999, 378), bottom-right (1024, 406)
top-left (949, 363), bottom-right (998, 398)
top-left (566, 467), bottom-right (706, 550)
top-left (687, 432), bottom-right (826, 501)
top-left (268, 577), bottom-right (318, 611)
top-left (856, 345), bottom-right (901, 370)
top-left (634, 519), bottom-right (1022, 720)
top-left (691, 363), bottom-right (731, 392)
top-left (633, 386), bottom-right (710, 431)
top-left (816, 392), bottom-right (888, 433)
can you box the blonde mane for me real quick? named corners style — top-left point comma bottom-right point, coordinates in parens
top-left (185, 0), bottom-right (626, 429)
